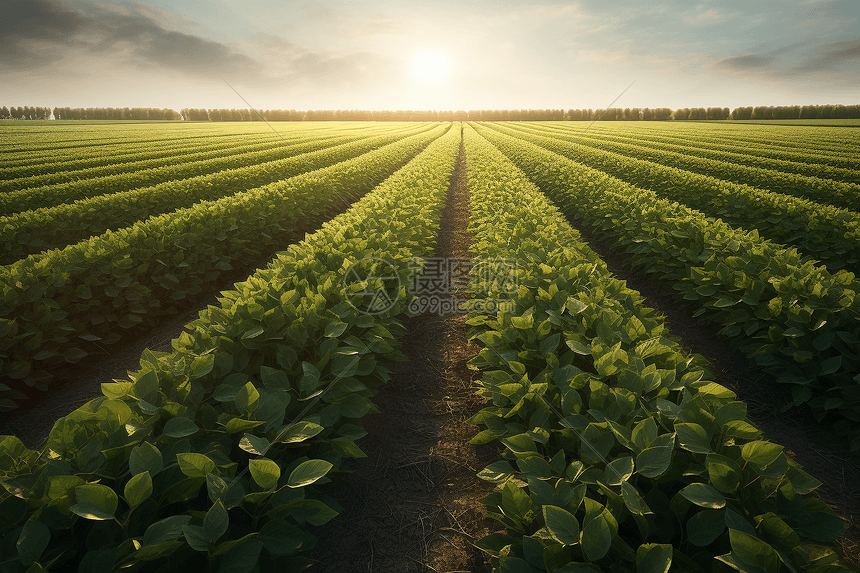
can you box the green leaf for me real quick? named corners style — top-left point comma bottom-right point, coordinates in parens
top-left (182, 524), bottom-right (209, 552)
top-left (190, 354), bottom-right (215, 378)
top-left (129, 442), bottom-right (163, 476)
top-left (219, 539), bottom-right (263, 573)
top-left (820, 355), bottom-right (842, 375)
top-left (17, 520), bottom-right (50, 567)
top-left (249, 459), bottom-right (281, 489)
top-left (679, 483), bottom-right (726, 509)
top-left (636, 543), bottom-right (672, 573)
top-left (543, 505), bottom-right (580, 545)
top-left (729, 528), bottom-right (780, 573)
top-left (580, 506), bottom-right (615, 562)
top-left (674, 423), bottom-right (711, 454)
top-left (235, 382), bottom-right (260, 415)
top-left (176, 453), bottom-right (215, 478)
top-left (707, 454), bottom-right (741, 493)
top-left (687, 509), bottom-right (727, 547)
top-left (276, 421), bottom-right (324, 444)
top-left (124, 471), bottom-right (153, 507)
top-left (133, 368), bottom-right (159, 400)
top-left (204, 500), bottom-right (229, 543)
top-left (239, 434), bottom-right (270, 456)
top-left (143, 515), bottom-right (192, 546)
top-left (71, 484), bottom-right (118, 520)
top-left (287, 459), bottom-right (333, 488)
top-left (163, 417), bottom-right (199, 438)
top-left (621, 480), bottom-right (651, 516)
top-left (603, 456), bottom-right (634, 486)
top-left (324, 321), bottom-right (348, 337)
top-left (636, 434), bottom-right (675, 478)
top-left (740, 441), bottom-right (784, 468)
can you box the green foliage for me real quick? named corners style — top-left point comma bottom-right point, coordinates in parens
top-left (0, 124), bottom-right (461, 571)
top-left (0, 124), bottom-right (448, 409)
top-left (0, 125), bottom-right (432, 264)
top-left (484, 122), bottom-right (860, 274)
top-left (476, 123), bottom-right (860, 450)
top-left (462, 125), bottom-right (854, 573)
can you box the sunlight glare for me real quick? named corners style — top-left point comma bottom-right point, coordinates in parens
top-left (411, 50), bottom-right (451, 83)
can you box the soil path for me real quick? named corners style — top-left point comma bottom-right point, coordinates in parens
top-left (311, 133), bottom-right (497, 572)
top-left (566, 215), bottom-right (860, 563)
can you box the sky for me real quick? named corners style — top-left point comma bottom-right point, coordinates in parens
top-left (1, 0), bottom-right (858, 111)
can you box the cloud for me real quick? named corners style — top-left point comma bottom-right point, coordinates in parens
top-left (709, 38), bottom-right (860, 90)
top-left (0, 0), bottom-right (260, 78)
top-left (712, 53), bottom-right (774, 72)
top-left (788, 37), bottom-right (860, 74)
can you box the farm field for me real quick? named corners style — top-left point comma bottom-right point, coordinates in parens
top-left (1, 120), bottom-right (859, 573)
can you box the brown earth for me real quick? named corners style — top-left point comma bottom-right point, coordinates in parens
top-left (310, 135), bottom-right (498, 572)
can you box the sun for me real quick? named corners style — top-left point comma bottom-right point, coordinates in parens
top-left (411, 50), bottom-right (451, 83)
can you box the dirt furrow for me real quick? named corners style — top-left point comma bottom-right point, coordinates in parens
top-left (311, 132), bottom-right (495, 572)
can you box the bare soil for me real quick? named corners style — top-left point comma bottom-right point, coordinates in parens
top-left (567, 215), bottom-right (860, 563)
top-left (310, 136), bottom-right (498, 572)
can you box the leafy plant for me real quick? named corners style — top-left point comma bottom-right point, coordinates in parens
top-left (0, 124), bottom-right (462, 572)
top-left (462, 124), bottom-right (854, 573)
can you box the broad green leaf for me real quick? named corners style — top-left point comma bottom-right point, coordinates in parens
top-left (219, 539), bottom-right (263, 573)
top-left (674, 423), bottom-right (711, 454)
top-left (287, 459), bottom-right (333, 488)
top-left (129, 442), bottom-right (163, 476)
top-left (277, 421), bottom-right (324, 444)
top-left (235, 382), bottom-right (260, 415)
top-left (679, 483), bottom-right (726, 509)
top-left (603, 456), bottom-right (634, 486)
top-left (636, 543), bottom-right (672, 573)
top-left (687, 509), bottom-right (727, 547)
top-left (183, 524), bottom-right (209, 552)
top-left (133, 368), bottom-right (159, 400)
top-left (176, 453), bottom-right (215, 478)
top-left (239, 434), bottom-right (270, 456)
top-left (17, 520), bottom-right (50, 567)
top-left (707, 454), bottom-right (741, 493)
top-left (543, 505), bottom-right (579, 545)
top-left (740, 441), bottom-right (783, 468)
top-left (580, 506), bottom-right (615, 561)
top-left (204, 500), bottom-right (229, 543)
top-left (71, 484), bottom-right (118, 520)
top-left (163, 417), bottom-right (199, 438)
top-left (249, 459), bottom-right (280, 489)
top-left (190, 354), bottom-right (215, 378)
top-left (636, 434), bottom-right (675, 478)
top-left (143, 515), bottom-right (192, 546)
top-left (124, 471), bottom-right (153, 507)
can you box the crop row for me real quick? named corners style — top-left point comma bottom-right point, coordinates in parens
top-left (0, 130), bottom-right (393, 217)
top-left (582, 125), bottom-right (860, 171)
top-left (562, 123), bottom-right (860, 167)
top-left (498, 123), bottom-right (860, 211)
top-left (461, 124), bottom-right (852, 573)
top-left (478, 123), bottom-right (860, 274)
top-left (0, 124), bottom-right (450, 409)
top-left (0, 125), bottom-right (389, 176)
top-left (0, 125), bottom-right (430, 265)
top-left (603, 123), bottom-right (859, 156)
top-left (0, 132), bottom-right (295, 181)
top-left (519, 123), bottom-right (860, 182)
top-left (0, 132), bottom-right (369, 193)
top-left (476, 126), bottom-right (860, 450)
top-left (0, 124), bottom-right (461, 572)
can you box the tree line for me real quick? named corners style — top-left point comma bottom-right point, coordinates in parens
top-left (0, 107), bottom-right (181, 120)
top-left (2, 104), bottom-right (858, 122)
